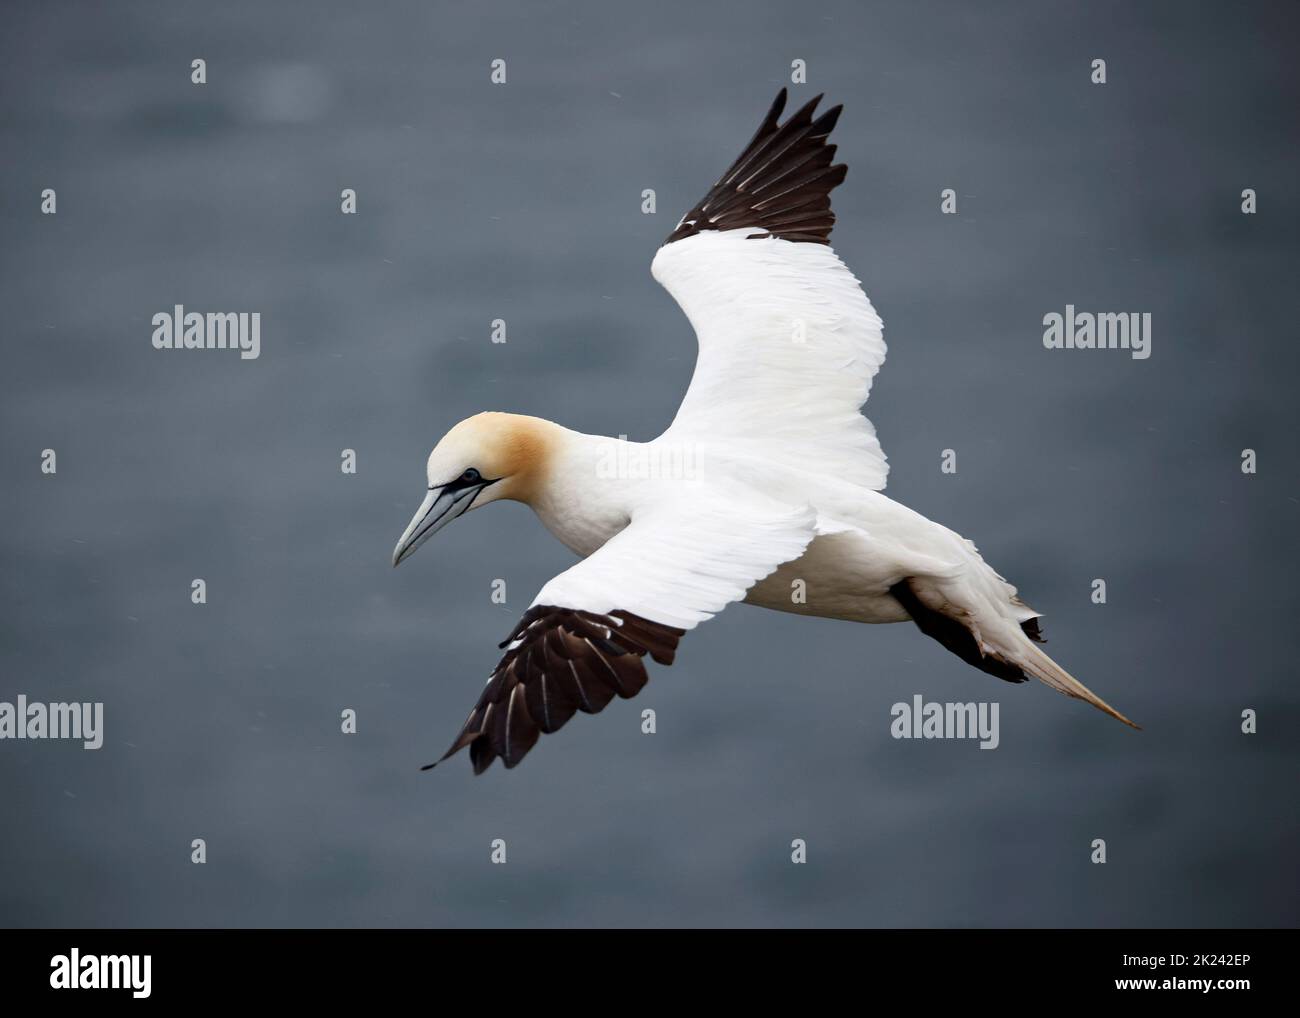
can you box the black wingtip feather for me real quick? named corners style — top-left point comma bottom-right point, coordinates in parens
top-left (436, 607), bottom-right (686, 774)
top-left (665, 90), bottom-right (849, 246)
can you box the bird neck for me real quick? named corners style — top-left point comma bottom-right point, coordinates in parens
top-left (522, 427), bottom-right (640, 557)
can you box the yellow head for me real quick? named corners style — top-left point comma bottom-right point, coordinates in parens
top-left (391, 412), bottom-right (556, 566)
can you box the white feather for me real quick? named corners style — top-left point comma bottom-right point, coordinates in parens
top-left (533, 490), bottom-right (817, 631)
top-left (652, 229), bottom-right (888, 490)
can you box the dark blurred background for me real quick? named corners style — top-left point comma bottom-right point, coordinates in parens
top-left (1, 0), bottom-right (1296, 927)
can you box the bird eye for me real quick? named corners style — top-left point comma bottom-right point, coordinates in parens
top-left (460, 468), bottom-right (481, 483)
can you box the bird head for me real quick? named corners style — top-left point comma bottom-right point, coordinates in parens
top-left (391, 412), bottom-right (553, 567)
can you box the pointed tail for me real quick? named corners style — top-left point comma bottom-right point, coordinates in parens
top-left (891, 578), bottom-right (1140, 729)
top-left (1017, 641), bottom-right (1140, 729)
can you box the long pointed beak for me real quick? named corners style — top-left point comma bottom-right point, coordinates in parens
top-left (391, 484), bottom-right (479, 567)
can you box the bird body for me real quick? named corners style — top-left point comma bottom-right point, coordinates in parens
top-left (519, 423), bottom-right (936, 624)
top-left (393, 90), bottom-right (1137, 773)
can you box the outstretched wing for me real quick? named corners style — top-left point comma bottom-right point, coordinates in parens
top-left (653, 89), bottom-right (889, 490)
top-left (432, 495), bottom-right (817, 773)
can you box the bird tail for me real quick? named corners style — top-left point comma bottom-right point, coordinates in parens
top-left (1014, 640), bottom-right (1140, 729)
top-left (890, 577), bottom-right (1139, 729)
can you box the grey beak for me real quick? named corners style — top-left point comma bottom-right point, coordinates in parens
top-left (391, 484), bottom-right (481, 567)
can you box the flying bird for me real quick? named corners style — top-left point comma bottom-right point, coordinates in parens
top-left (393, 89), bottom-right (1138, 774)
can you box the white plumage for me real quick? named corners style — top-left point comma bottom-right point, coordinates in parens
top-left (654, 231), bottom-right (889, 490)
top-left (393, 90), bottom-right (1137, 773)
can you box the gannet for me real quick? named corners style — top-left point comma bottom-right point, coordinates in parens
top-left (393, 89), bottom-right (1138, 773)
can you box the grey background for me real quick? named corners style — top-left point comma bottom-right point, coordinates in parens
top-left (1, 0), bottom-right (1296, 928)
